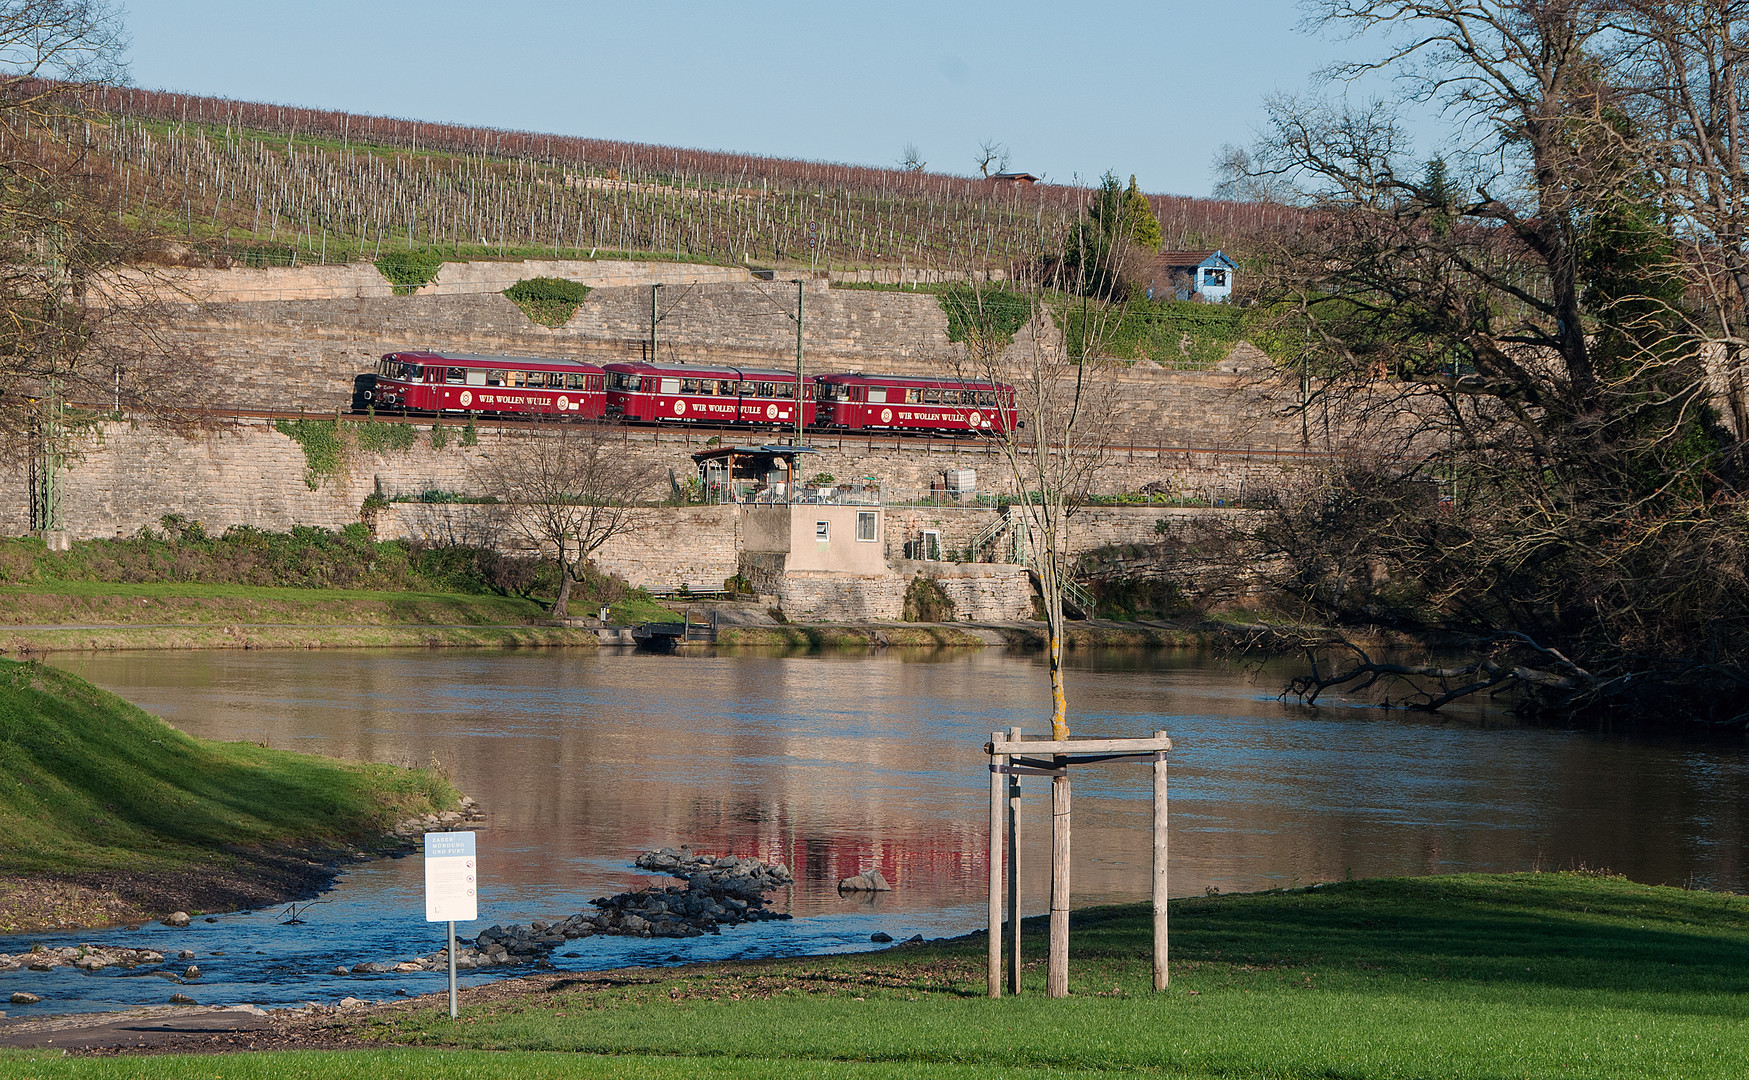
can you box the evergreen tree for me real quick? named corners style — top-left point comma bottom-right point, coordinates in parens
top-left (1123, 175), bottom-right (1162, 252)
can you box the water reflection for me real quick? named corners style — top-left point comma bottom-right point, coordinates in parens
top-left (10, 645), bottom-right (1746, 1012)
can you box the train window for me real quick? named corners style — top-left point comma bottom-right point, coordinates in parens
top-left (904, 388), bottom-right (921, 404)
top-left (923, 389), bottom-right (942, 404)
top-left (681, 378), bottom-right (700, 394)
top-left (659, 378), bottom-right (681, 395)
top-left (486, 370), bottom-right (506, 386)
top-left (868, 388), bottom-right (887, 403)
top-left (511, 371), bottom-right (528, 388)
top-left (939, 390), bottom-right (960, 405)
top-left (589, 375), bottom-right (604, 391)
top-left (566, 373), bottom-right (585, 390)
top-left (775, 382), bottom-right (794, 399)
top-left (977, 391), bottom-right (997, 406)
top-left (446, 367), bottom-right (466, 384)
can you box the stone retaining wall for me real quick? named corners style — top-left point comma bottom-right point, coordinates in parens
top-left (125, 255), bottom-right (1308, 451)
top-left (3, 417), bottom-right (1298, 546)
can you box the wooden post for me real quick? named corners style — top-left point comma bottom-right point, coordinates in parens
top-left (1153, 730), bottom-right (1169, 991)
top-left (1007, 725), bottom-right (1022, 995)
top-left (1048, 771), bottom-right (1071, 998)
top-left (988, 730), bottom-right (1005, 999)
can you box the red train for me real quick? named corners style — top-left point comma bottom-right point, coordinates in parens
top-left (364, 353), bottom-right (1017, 436)
top-left (814, 373), bottom-right (1016, 434)
top-left (367, 351), bottom-right (606, 417)
top-left (603, 361), bottom-right (815, 427)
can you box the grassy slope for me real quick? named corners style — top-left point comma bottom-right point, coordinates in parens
top-left (9, 873), bottom-right (1748, 1077)
top-left (0, 659), bottom-right (456, 921)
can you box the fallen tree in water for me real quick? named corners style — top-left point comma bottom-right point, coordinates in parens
top-left (1282, 633), bottom-right (1749, 726)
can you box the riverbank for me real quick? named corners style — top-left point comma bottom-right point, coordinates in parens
top-left (5, 872), bottom-right (1744, 1076)
top-left (0, 579), bottom-right (1421, 658)
top-left (0, 583), bottom-right (666, 652)
top-left (0, 660), bottom-right (462, 933)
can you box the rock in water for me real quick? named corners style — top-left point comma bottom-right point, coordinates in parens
top-left (9, 992), bottom-right (40, 1005)
top-left (162, 912), bottom-right (191, 928)
top-left (183, 965), bottom-right (200, 979)
top-left (838, 869), bottom-right (892, 892)
top-left (870, 932), bottom-right (894, 943)
top-left (168, 993), bottom-right (197, 1005)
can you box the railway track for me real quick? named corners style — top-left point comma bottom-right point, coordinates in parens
top-left (85, 402), bottom-right (1338, 462)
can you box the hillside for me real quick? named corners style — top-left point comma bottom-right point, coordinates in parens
top-left (53, 84), bottom-right (1293, 272)
top-left (0, 659), bottom-right (460, 931)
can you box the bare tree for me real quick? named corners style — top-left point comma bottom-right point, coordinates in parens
top-left (0, 0), bottom-right (135, 458)
top-left (947, 208), bottom-right (1134, 739)
top-left (975, 138), bottom-right (1011, 178)
top-left (471, 423), bottom-right (662, 618)
top-left (1607, 1), bottom-right (1749, 436)
top-left (898, 142), bottom-right (927, 174)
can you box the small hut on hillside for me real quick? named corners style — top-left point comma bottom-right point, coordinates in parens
top-left (1135, 250), bottom-right (1237, 303)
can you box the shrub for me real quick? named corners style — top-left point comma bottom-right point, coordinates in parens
top-left (375, 251), bottom-right (445, 295)
top-left (429, 424), bottom-right (449, 450)
top-left (504, 277), bottom-right (591, 327)
top-left (902, 575), bottom-right (956, 622)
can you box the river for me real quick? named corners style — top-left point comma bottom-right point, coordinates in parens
top-left (6, 645), bottom-right (1747, 1013)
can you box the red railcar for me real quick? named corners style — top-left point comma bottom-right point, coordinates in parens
top-left (813, 373), bottom-right (1017, 434)
top-left (367, 351), bottom-right (606, 418)
top-left (603, 362), bottom-right (816, 428)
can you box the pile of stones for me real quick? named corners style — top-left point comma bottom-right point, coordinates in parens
top-left (412, 847), bottom-right (793, 971)
top-left (0, 944), bottom-right (164, 973)
top-left (389, 796), bottom-right (485, 845)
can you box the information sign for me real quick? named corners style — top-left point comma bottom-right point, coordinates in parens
top-left (425, 831), bottom-right (478, 922)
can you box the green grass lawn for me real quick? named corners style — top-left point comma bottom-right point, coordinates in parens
top-left (6, 872), bottom-right (1746, 1077)
top-left (0, 659), bottom-right (456, 922)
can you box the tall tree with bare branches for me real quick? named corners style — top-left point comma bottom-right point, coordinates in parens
top-left (947, 202), bottom-right (1133, 739)
top-left (1233, 0), bottom-right (1749, 721)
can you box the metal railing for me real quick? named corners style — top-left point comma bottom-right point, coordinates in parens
top-left (700, 480), bottom-right (883, 506)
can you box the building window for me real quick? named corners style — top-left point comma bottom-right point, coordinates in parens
top-left (857, 511), bottom-right (878, 542)
top-left (1202, 268), bottom-right (1227, 287)
top-left (816, 520), bottom-right (830, 540)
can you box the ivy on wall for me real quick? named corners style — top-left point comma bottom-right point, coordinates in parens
top-left (938, 285), bottom-right (1032, 352)
top-left (275, 418), bottom-right (420, 490)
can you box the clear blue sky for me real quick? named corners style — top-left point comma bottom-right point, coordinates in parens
top-left (121, 1), bottom-right (1380, 198)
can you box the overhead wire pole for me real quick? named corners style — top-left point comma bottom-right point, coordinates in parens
top-left (793, 278), bottom-right (804, 446)
top-left (651, 282), bottom-right (662, 364)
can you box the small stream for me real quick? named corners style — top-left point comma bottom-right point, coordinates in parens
top-left (5, 646), bottom-right (1746, 1014)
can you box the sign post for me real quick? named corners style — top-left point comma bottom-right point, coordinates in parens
top-left (425, 831), bottom-right (477, 1020)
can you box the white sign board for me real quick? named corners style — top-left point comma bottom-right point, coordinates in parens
top-left (425, 831), bottom-right (478, 922)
